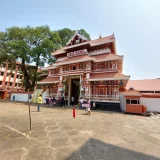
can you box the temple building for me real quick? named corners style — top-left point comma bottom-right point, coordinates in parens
top-left (38, 32), bottom-right (130, 106)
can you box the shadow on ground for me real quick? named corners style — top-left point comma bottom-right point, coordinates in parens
top-left (66, 138), bottom-right (160, 160)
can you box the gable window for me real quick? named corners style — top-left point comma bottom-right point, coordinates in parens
top-left (73, 66), bottom-right (76, 70)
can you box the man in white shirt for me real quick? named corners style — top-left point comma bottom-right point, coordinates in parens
top-left (71, 96), bottom-right (74, 106)
top-left (79, 97), bottom-right (84, 108)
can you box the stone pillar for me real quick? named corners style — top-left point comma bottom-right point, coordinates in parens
top-left (88, 82), bottom-right (91, 99)
top-left (106, 86), bottom-right (107, 98)
top-left (109, 86), bottom-right (111, 98)
top-left (108, 62), bottom-right (110, 69)
top-left (68, 78), bottom-right (71, 105)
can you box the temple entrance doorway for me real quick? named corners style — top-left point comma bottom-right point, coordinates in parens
top-left (71, 79), bottom-right (80, 105)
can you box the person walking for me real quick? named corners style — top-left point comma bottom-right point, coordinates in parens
top-left (49, 96), bottom-right (52, 108)
top-left (61, 97), bottom-right (65, 107)
top-left (79, 97), bottom-right (84, 109)
top-left (37, 94), bottom-right (42, 112)
top-left (29, 94), bottom-right (32, 104)
top-left (51, 96), bottom-right (55, 107)
top-left (71, 96), bottom-right (74, 106)
top-left (87, 99), bottom-right (91, 115)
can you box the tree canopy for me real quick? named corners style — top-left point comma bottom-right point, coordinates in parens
top-left (0, 26), bottom-right (90, 91)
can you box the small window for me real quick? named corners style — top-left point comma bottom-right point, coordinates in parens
top-left (131, 100), bottom-right (138, 104)
top-left (10, 83), bottom-right (12, 87)
top-left (73, 66), bottom-right (76, 70)
top-left (1, 72), bottom-right (4, 76)
top-left (126, 99), bottom-right (130, 104)
top-left (0, 81), bottom-right (2, 85)
top-left (5, 82), bottom-right (7, 86)
top-left (11, 74), bottom-right (14, 78)
top-left (17, 75), bottom-right (19, 78)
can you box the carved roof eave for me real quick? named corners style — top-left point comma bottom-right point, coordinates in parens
top-left (42, 66), bottom-right (58, 70)
top-left (88, 76), bottom-right (130, 81)
top-left (51, 39), bottom-right (115, 56)
top-left (52, 56), bottom-right (123, 67)
top-left (65, 39), bottom-right (115, 50)
top-left (37, 81), bottom-right (59, 84)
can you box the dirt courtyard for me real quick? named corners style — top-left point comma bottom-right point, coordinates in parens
top-left (0, 101), bottom-right (160, 160)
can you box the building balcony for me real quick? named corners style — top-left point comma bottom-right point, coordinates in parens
top-left (0, 76), bottom-right (3, 81)
top-left (92, 68), bottom-right (118, 73)
top-left (5, 77), bottom-right (9, 82)
top-left (62, 68), bottom-right (117, 74)
top-left (10, 78), bottom-right (14, 82)
top-left (89, 48), bottom-right (111, 56)
top-left (0, 68), bottom-right (6, 72)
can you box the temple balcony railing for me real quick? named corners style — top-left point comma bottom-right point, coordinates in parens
top-left (83, 94), bottom-right (120, 100)
top-left (88, 48), bottom-right (111, 56)
top-left (92, 68), bottom-right (118, 73)
top-left (62, 68), bottom-right (117, 73)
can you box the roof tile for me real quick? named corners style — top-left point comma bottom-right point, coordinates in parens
top-left (126, 79), bottom-right (160, 91)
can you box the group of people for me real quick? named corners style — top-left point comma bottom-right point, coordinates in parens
top-left (49, 96), bottom-right (56, 108)
top-left (36, 95), bottom-right (91, 115)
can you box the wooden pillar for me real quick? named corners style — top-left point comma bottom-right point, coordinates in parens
top-left (116, 61), bottom-right (118, 69)
top-left (106, 86), bottom-right (108, 98)
top-left (68, 78), bottom-right (71, 105)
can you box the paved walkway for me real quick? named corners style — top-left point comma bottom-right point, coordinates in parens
top-left (0, 101), bottom-right (160, 160)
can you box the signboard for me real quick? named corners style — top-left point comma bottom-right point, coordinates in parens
top-left (82, 103), bottom-right (90, 108)
top-left (67, 49), bottom-right (87, 57)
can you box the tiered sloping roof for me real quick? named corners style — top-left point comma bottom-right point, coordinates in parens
top-left (52, 54), bottom-right (122, 66)
top-left (122, 89), bottom-right (142, 96)
top-left (126, 79), bottom-right (160, 91)
top-left (88, 73), bottom-right (130, 81)
top-left (37, 77), bottom-right (59, 84)
top-left (52, 35), bottom-right (115, 55)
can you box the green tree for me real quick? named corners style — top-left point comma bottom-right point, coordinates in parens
top-left (0, 26), bottom-right (61, 91)
top-left (0, 26), bottom-right (90, 91)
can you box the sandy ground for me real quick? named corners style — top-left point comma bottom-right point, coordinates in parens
top-left (0, 101), bottom-right (160, 160)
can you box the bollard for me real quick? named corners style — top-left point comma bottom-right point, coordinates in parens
top-left (73, 107), bottom-right (76, 118)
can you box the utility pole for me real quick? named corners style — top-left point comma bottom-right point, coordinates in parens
top-left (28, 89), bottom-right (32, 131)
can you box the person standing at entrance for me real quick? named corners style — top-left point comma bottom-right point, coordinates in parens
top-left (52, 96), bottom-right (55, 107)
top-left (80, 97), bottom-right (84, 109)
top-left (37, 94), bottom-right (42, 112)
top-left (71, 96), bottom-right (74, 106)
top-left (87, 99), bottom-right (91, 115)
top-left (49, 96), bottom-right (52, 108)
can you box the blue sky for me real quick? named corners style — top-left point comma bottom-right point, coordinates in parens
top-left (0, 0), bottom-right (160, 79)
